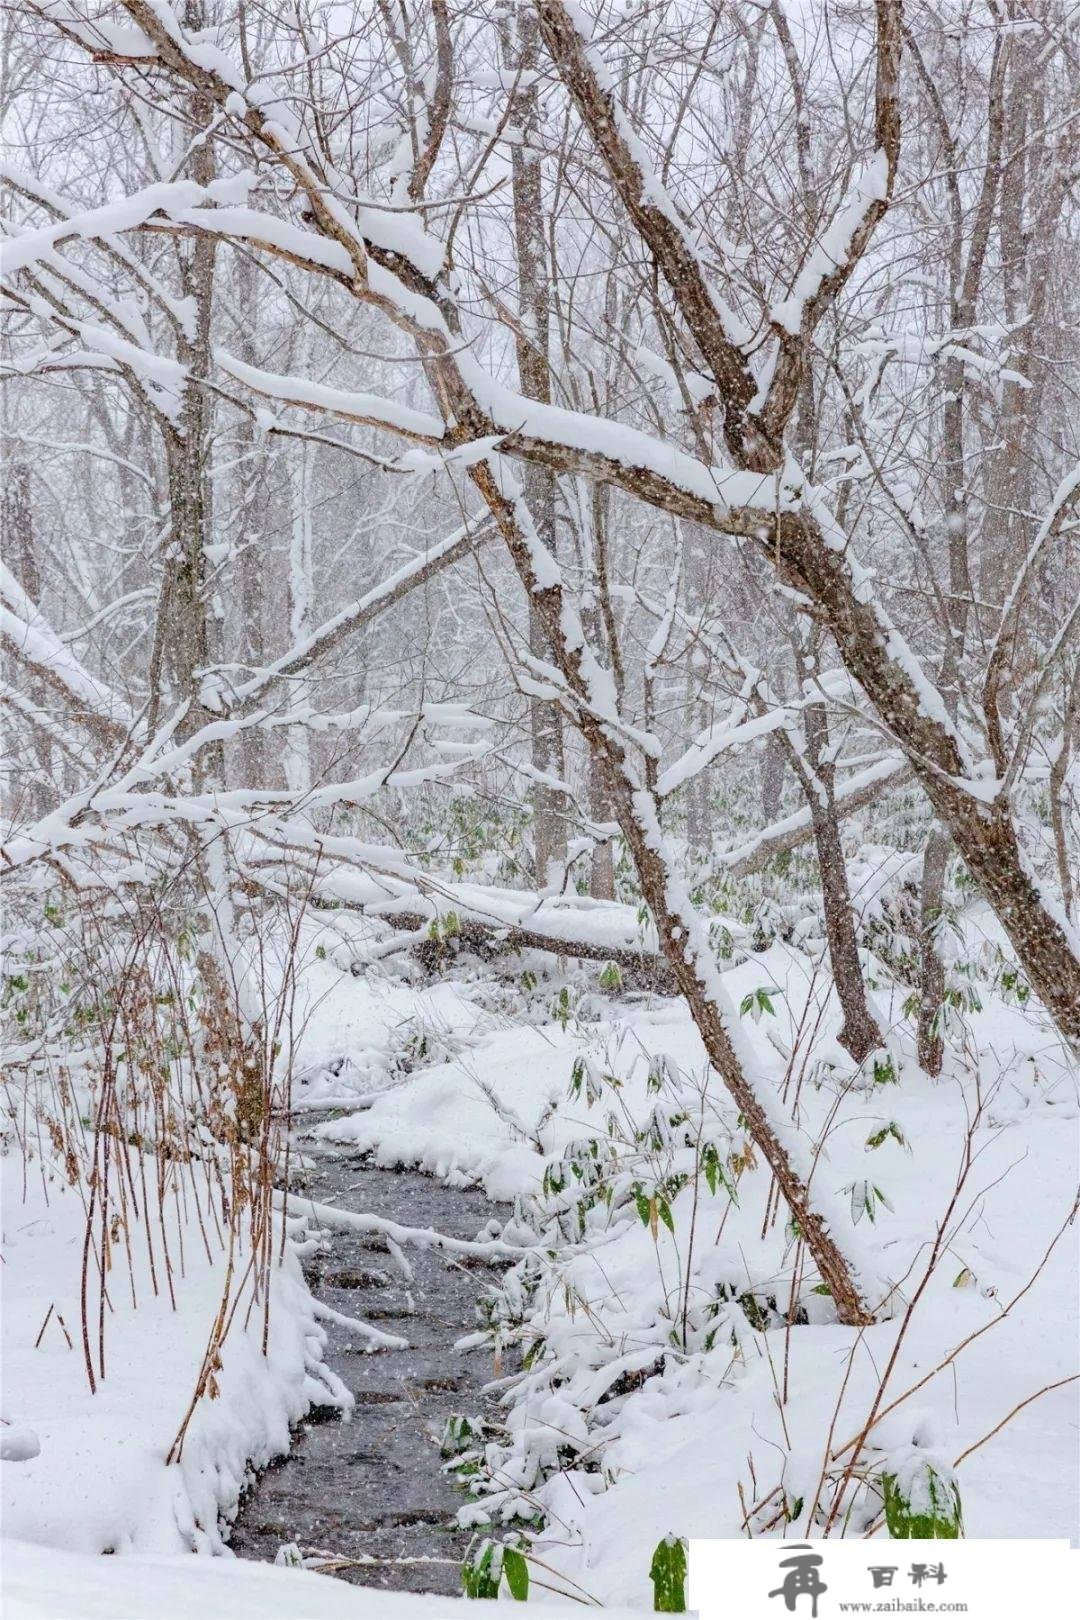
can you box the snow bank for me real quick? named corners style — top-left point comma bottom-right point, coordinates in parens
top-left (1, 1160), bottom-right (341, 1557)
top-left (284, 926), bottom-right (494, 1105)
top-left (314, 1021), bottom-right (592, 1198)
top-left (1, 1537), bottom-right (644, 1620)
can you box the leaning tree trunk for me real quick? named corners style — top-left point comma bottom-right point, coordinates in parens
top-left (471, 460), bottom-right (878, 1327)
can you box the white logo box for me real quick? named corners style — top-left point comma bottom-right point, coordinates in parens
top-left (689, 1538), bottom-right (1076, 1619)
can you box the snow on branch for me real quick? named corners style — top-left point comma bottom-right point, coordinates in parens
top-left (207, 517), bottom-right (495, 712)
top-left (1, 179), bottom-right (214, 277)
top-left (535, 0), bottom-right (767, 467)
top-left (0, 564), bottom-right (134, 739)
top-left (719, 756), bottom-right (911, 879)
top-left (656, 668), bottom-right (862, 798)
top-left (215, 354), bottom-right (445, 444)
top-left (770, 151), bottom-right (892, 338)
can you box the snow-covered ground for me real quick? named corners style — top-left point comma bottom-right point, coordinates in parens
top-left (251, 913), bottom-right (498, 1107)
top-left (3, 913), bottom-right (1077, 1614)
top-left (2, 1538), bottom-right (643, 1619)
top-left (314, 937), bottom-right (1079, 1603)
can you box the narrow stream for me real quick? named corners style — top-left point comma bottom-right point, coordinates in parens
top-left (230, 1133), bottom-right (503, 1596)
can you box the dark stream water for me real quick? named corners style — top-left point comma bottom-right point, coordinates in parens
top-left (230, 1134), bottom-right (503, 1596)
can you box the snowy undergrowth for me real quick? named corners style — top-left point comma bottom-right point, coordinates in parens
top-left (317, 930), bottom-right (1078, 1606)
top-left (5, 850), bottom-right (1074, 1608)
top-left (0, 897), bottom-right (354, 1568)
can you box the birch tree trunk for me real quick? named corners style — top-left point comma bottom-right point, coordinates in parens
top-left (508, 7), bottom-right (567, 886)
top-left (284, 416), bottom-right (314, 798)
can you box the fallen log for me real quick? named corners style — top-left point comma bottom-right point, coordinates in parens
top-left (373, 908), bottom-right (683, 994)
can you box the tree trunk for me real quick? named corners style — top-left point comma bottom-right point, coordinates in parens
top-left (2, 461), bottom-right (52, 816)
top-left (761, 732), bottom-right (785, 822)
top-left (509, 8), bottom-right (567, 886)
top-left (686, 769), bottom-right (711, 858)
top-left (283, 375), bottom-right (314, 798)
top-left (588, 752), bottom-right (616, 900)
top-left (916, 827), bottom-right (950, 1075)
top-left (789, 702), bottom-right (883, 1064)
top-left (1048, 665), bottom-right (1079, 926)
top-left (810, 793), bottom-right (882, 1064)
top-left (585, 484), bottom-right (622, 898)
top-left (233, 249), bottom-right (271, 790)
top-left (162, 1), bottom-right (218, 775)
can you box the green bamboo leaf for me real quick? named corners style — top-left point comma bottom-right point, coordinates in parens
top-left (649, 1535), bottom-right (687, 1612)
top-left (502, 1547), bottom-right (529, 1601)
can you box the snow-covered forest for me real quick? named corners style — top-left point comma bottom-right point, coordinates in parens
top-left (1, 1), bottom-right (1077, 1615)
